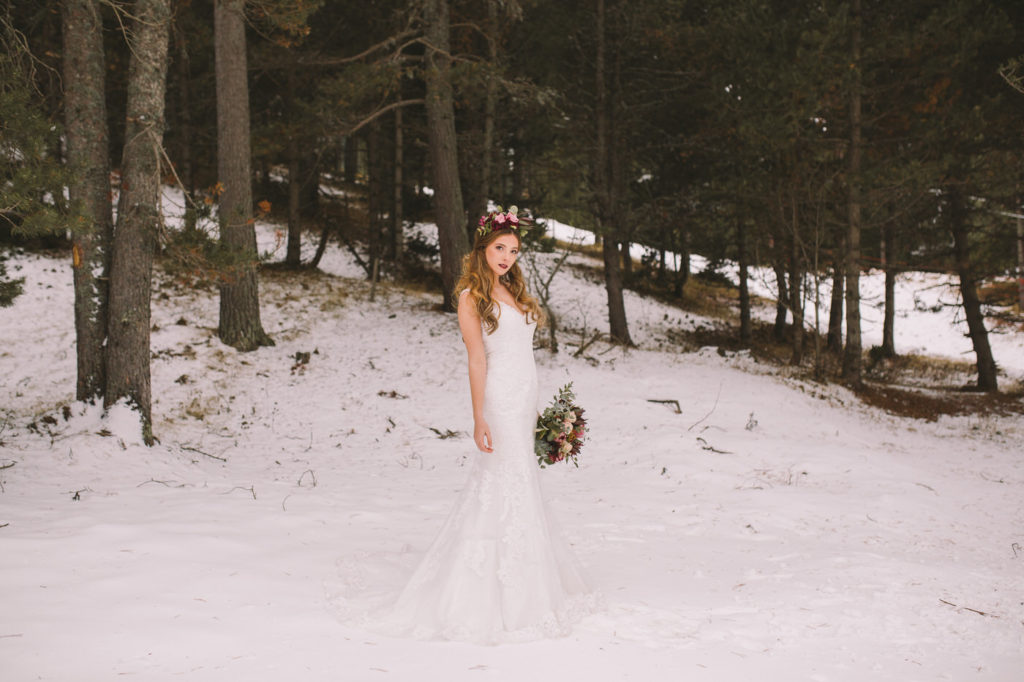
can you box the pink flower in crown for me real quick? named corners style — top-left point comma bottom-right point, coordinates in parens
top-left (478, 215), bottom-right (488, 227)
top-left (493, 212), bottom-right (507, 225)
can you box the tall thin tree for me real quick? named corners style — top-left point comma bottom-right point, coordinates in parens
top-left (105, 0), bottom-right (172, 439)
top-left (215, 0), bottom-right (273, 350)
top-left (595, 0), bottom-right (632, 345)
top-left (62, 0), bottom-right (111, 401)
top-left (424, 0), bottom-right (468, 310)
top-left (842, 0), bottom-right (864, 385)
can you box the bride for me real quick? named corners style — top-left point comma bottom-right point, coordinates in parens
top-left (369, 208), bottom-right (598, 644)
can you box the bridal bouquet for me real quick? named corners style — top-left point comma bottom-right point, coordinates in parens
top-left (534, 382), bottom-right (587, 468)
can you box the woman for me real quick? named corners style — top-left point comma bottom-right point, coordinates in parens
top-left (376, 207), bottom-right (598, 643)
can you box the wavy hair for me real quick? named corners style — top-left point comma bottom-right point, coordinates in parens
top-left (453, 227), bottom-right (544, 334)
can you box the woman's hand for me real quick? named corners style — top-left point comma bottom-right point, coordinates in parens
top-left (474, 418), bottom-right (494, 453)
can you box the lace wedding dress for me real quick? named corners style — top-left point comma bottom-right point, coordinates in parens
top-left (353, 300), bottom-right (599, 644)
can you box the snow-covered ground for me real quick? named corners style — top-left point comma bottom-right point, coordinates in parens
top-left (1, 204), bottom-right (1022, 681)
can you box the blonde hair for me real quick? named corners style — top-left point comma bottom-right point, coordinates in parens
top-left (454, 227), bottom-right (545, 334)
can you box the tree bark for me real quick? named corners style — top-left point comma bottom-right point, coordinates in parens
top-left (771, 250), bottom-right (788, 341)
top-left (673, 224), bottom-right (690, 297)
top-left (62, 0), bottom-right (112, 402)
top-left (105, 0), bottom-right (171, 439)
top-left (827, 236), bottom-right (844, 353)
top-left (738, 219), bottom-right (751, 343)
top-left (842, 0), bottom-right (863, 385)
top-left (949, 185), bottom-right (998, 391)
top-left (172, 16), bottom-right (196, 233)
top-left (285, 69), bottom-right (302, 267)
top-left (465, 0), bottom-right (499, 237)
top-left (881, 222), bottom-right (896, 357)
top-left (424, 0), bottom-right (468, 310)
top-left (215, 0), bottom-right (273, 350)
top-left (1017, 214), bottom-right (1023, 310)
top-left (595, 0), bottom-right (632, 345)
top-left (392, 106), bottom-right (404, 262)
top-left (788, 209), bottom-right (804, 365)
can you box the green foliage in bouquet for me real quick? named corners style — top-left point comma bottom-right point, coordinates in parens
top-left (534, 382), bottom-right (587, 468)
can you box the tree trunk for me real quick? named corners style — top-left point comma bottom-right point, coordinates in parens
top-left (105, 0), bottom-right (171, 440)
top-left (62, 0), bottom-right (112, 402)
top-left (172, 17), bottom-right (196, 233)
top-left (343, 136), bottom-right (358, 184)
top-left (949, 185), bottom-right (998, 391)
top-left (285, 70), bottom-right (302, 267)
top-left (595, 0), bottom-right (632, 345)
top-left (465, 0), bottom-right (499, 237)
top-left (1016, 214), bottom-right (1023, 310)
top-left (673, 224), bottom-right (690, 297)
top-left (788, 217), bottom-right (804, 365)
top-left (827, 235), bottom-right (844, 353)
top-left (842, 0), bottom-right (863, 385)
top-left (392, 106), bottom-right (404, 262)
top-left (367, 120), bottom-right (382, 272)
top-left (738, 219), bottom-right (751, 343)
top-left (424, 0), bottom-right (468, 311)
top-left (771, 249), bottom-right (788, 341)
top-left (215, 0), bottom-right (273, 351)
top-left (881, 223), bottom-right (896, 357)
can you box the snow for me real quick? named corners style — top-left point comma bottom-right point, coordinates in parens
top-left (1, 204), bottom-right (1022, 681)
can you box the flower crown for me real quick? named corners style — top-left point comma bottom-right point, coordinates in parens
top-left (476, 205), bottom-right (531, 238)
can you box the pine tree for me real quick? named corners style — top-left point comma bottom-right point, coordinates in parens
top-left (214, 0), bottom-right (273, 351)
top-left (105, 0), bottom-right (172, 439)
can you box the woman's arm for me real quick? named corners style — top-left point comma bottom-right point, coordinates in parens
top-left (457, 291), bottom-right (493, 453)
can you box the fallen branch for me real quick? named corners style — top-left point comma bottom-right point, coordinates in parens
top-left (0, 460), bottom-right (15, 470)
top-left (429, 427), bottom-right (459, 439)
top-left (572, 330), bottom-right (602, 359)
top-left (939, 599), bottom-right (998, 618)
top-left (297, 469), bottom-right (317, 487)
top-left (181, 445), bottom-right (227, 462)
top-left (696, 436), bottom-right (732, 454)
top-left (224, 486), bottom-right (256, 500)
top-left (647, 399), bottom-right (681, 414)
top-left (137, 478), bottom-right (185, 488)
top-left (688, 382), bottom-right (723, 431)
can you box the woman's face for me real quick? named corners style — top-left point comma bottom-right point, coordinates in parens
top-left (484, 233), bottom-right (520, 280)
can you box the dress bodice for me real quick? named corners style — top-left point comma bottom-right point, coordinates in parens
top-left (481, 301), bottom-right (538, 423)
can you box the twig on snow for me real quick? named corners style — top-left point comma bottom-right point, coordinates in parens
top-left (137, 478), bottom-right (185, 488)
top-left (224, 486), bottom-right (256, 500)
top-left (688, 382), bottom-right (723, 432)
top-left (298, 469), bottom-right (317, 487)
top-left (181, 444), bottom-right (227, 458)
top-left (647, 399), bottom-right (681, 414)
top-left (939, 599), bottom-right (998, 618)
top-left (696, 436), bottom-right (732, 454)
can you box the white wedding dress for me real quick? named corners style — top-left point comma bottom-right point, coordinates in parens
top-left (353, 300), bottom-right (599, 644)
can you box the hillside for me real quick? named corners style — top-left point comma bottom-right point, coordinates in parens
top-left (0, 218), bottom-right (1022, 681)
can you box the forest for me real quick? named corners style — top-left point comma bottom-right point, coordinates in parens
top-left (3, 0), bottom-right (1024, 436)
